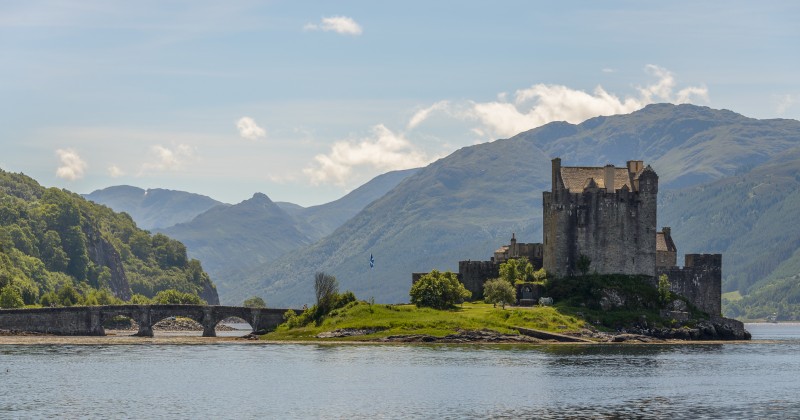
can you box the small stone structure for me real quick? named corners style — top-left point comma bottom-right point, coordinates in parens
top-left (0, 305), bottom-right (294, 337)
top-left (656, 254), bottom-right (722, 316)
top-left (656, 227), bottom-right (678, 268)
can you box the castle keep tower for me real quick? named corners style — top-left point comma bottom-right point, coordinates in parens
top-left (543, 158), bottom-right (658, 278)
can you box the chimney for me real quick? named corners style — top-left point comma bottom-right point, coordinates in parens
top-left (662, 227), bottom-right (671, 238)
top-left (552, 158), bottom-right (562, 193)
top-left (627, 160), bottom-right (643, 174)
top-left (604, 164), bottom-right (615, 192)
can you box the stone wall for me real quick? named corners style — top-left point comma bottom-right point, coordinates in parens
top-left (458, 260), bottom-right (500, 299)
top-left (0, 306), bottom-right (105, 335)
top-left (543, 159), bottom-right (657, 278)
top-left (656, 254), bottom-right (722, 317)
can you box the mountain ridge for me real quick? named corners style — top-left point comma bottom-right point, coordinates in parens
top-left (229, 104), bottom-right (800, 308)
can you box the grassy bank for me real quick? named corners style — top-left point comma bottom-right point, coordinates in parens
top-left (262, 302), bottom-right (586, 341)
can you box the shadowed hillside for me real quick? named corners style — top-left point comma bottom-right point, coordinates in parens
top-left (84, 186), bottom-right (223, 230)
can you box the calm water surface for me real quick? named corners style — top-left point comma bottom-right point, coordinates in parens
top-left (1, 323), bottom-right (798, 419)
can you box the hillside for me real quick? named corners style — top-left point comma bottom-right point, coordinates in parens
top-left (0, 169), bottom-right (218, 305)
top-left (148, 169), bottom-right (417, 303)
top-left (279, 168), bottom-right (420, 240)
top-left (659, 148), bottom-right (800, 319)
top-left (158, 193), bottom-right (315, 297)
top-left (229, 104), bottom-right (800, 307)
top-left (84, 186), bottom-right (223, 230)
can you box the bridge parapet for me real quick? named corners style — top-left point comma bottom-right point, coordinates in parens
top-left (0, 305), bottom-right (298, 337)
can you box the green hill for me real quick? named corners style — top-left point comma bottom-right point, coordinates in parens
top-left (158, 193), bottom-right (315, 299)
top-left (150, 169), bottom-right (417, 304)
top-left (230, 104), bottom-right (800, 308)
top-left (0, 169), bottom-right (217, 306)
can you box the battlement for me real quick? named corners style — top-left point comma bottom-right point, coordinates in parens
top-left (657, 254), bottom-right (722, 316)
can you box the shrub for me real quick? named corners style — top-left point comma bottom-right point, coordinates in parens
top-left (57, 283), bottom-right (82, 307)
top-left (0, 285), bottom-right (24, 308)
top-left (658, 274), bottom-right (671, 304)
top-left (152, 289), bottom-right (205, 305)
top-left (409, 270), bottom-right (472, 309)
top-left (243, 296), bottom-right (267, 308)
top-left (483, 278), bottom-right (516, 309)
top-left (129, 294), bottom-right (151, 305)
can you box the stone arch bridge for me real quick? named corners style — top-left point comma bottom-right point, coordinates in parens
top-left (0, 305), bottom-right (299, 337)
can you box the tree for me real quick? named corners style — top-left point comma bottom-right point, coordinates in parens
top-left (409, 270), bottom-right (472, 309)
top-left (533, 268), bottom-right (547, 283)
top-left (153, 289), bottom-right (205, 305)
top-left (57, 282), bottom-right (82, 306)
top-left (243, 296), bottom-right (267, 308)
top-left (0, 285), bottom-right (24, 308)
top-left (576, 254), bottom-right (591, 276)
top-left (658, 273), bottom-right (671, 303)
top-left (314, 272), bottom-right (339, 313)
top-left (499, 258), bottom-right (536, 284)
top-left (483, 278), bottom-right (516, 309)
top-left (129, 294), bottom-right (151, 305)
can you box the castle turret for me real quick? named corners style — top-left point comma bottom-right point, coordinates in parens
top-left (510, 233), bottom-right (517, 258)
top-left (604, 164), bottom-right (615, 192)
top-left (551, 158), bottom-right (562, 195)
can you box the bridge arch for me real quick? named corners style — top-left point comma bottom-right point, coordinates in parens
top-left (0, 305), bottom-right (296, 337)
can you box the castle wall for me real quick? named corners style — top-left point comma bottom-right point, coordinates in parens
top-left (543, 158), bottom-right (658, 279)
top-left (656, 249), bottom-right (677, 268)
top-left (656, 254), bottom-right (722, 317)
top-left (543, 185), bottom-right (657, 278)
top-left (458, 260), bottom-right (499, 299)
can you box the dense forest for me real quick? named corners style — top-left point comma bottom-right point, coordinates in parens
top-left (0, 169), bottom-right (218, 308)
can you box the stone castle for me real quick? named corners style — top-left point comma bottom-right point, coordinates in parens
top-left (414, 158), bottom-right (722, 317)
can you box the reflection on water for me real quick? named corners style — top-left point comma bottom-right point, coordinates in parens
top-left (1, 324), bottom-right (799, 419)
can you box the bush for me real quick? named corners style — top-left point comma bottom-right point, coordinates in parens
top-left (409, 270), bottom-right (472, 309)
top-left (243, 296), bottom-right (267, 308)
top-left (0, 285), bottom-right (24, 308)
top-left (152, 289), bottom-right (206, 305)
top-left (129, 294), bottom-right (151, 305)
top-left (483, 278), bottom-right (516, 309)
top-left (658, 274), bottom-right (671, 303)
top-left (57, 283), bottom-right (82, 307)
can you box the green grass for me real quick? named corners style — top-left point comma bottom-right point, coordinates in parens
top-left (721, 291), bottom-right (743, 302)
top-left (262, 302), bottom-right (586, 341)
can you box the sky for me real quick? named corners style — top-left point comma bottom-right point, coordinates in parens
top-left (1, 1), bottom-right (798, 206)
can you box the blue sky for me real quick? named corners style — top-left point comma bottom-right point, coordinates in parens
top-left (2, 1), bottom-right (798, 206)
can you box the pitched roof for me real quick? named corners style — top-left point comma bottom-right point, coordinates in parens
top-left (656, 232), bottom-right (677, 252)
top-left (560, 167), bottom-right (633, 192)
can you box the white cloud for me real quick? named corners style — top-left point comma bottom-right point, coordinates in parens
top-left (141, 144), bottom-right (194, 173)
top-left (602, 68), bottom-right (616, 73)
top-left (55, 148), bottom-right (87, 181)
top-left (408, 101), bottom-right (450, 129)
top-left (304, 16), bottom-right (362, 35)
top-left (236, 116), bottom-right (266, 140)
top-left (304, 124), bottom-right (430, 186)
top-left (408, 65), bottom-right (709, 138)
top-left (108, 165), bottom-right (124, 178)
top-left (775, 94), bottom-right (795, 115)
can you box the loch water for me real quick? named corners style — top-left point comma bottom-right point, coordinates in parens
top-left (1, 324), bottom-right (799, 419)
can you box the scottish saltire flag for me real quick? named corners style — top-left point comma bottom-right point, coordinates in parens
top-left (370, 253), bottom-right (374, 269)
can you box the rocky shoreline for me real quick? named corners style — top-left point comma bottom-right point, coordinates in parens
top-left (313, 316), bottom-right (751, 344)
